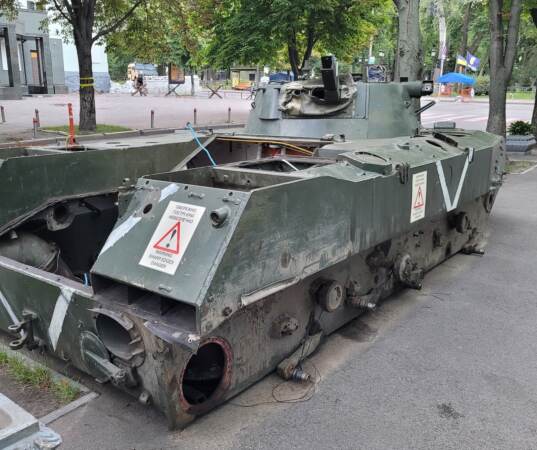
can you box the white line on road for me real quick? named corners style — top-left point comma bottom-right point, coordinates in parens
top-left (465, 116), bottom-right (489, 122)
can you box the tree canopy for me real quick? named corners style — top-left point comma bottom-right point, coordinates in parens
top-left (105, 0), bottom-right (393, 80)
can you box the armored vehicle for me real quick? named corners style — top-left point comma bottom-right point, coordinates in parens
top-left (0, 56), bottom-right (505, 428)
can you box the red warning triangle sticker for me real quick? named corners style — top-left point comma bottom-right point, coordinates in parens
top-left (414, 186), bottom-right (425, 208)
top-left (153, 221), bottom-right (180, 254)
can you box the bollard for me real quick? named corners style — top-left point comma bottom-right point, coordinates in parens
top-left (0, 106), bottom-right (5, 123)
top-left (67, 103), bottom-right (76, 147)
top-left (150, 110), bottom-right (155, 129)
top-left (193, 108), bottom-right (197, 125)
top-left (34, 108), bottom-right (40, 128)
top-left (227, 107), bottom-right (231, 124)
top-left (32, 118), bottom-right (37, 138)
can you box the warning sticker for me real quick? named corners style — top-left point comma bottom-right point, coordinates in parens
top-left (410, 171), bottom-right (427, 223)
top-left (139, 201), bottom-right (205, 275)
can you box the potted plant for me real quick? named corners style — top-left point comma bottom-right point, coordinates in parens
top-left (506, 120), bottom-right (537, 153)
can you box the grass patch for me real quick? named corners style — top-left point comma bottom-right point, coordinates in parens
top-left (506, 160), bottom-right (537, 174)
top-left (0, 350), bottom-right (80, 403)
top-left (474, 92), bottom-right (535, 101)
top-left (506, 91), bottom-right (535, 101)
top-left (42, 124), bottom-right (132, 135)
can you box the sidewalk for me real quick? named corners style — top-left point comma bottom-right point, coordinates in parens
top-left (0, 93), bottom-right (252, 143)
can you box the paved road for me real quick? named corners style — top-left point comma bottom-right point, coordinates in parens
top-left (421, 99), bottom-right (533, 130)
top-left (0, 93), bottom-right (533, 143)
top-left (48, 165), bottom-right (537, 449)
top-left (0, 92), bottom-right (252, 142)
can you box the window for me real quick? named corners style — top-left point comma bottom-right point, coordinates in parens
top-left (26, 1), bottom-right (43, 10)
top-left (0, 38), bottom-right (7, 70)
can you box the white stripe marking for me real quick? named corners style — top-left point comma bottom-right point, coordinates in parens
top-left (99, 214), bottom-right (141, 255)
top-left (48, 287), bottom-right (74, 351)
top-left (422, 113), bottom-right (462, 120)
top-left (159, 184), bottom-right (179, 202)
top-left (435, 149), bottom-right (473, 212)
top-left (465, 116), bottom-right (489, 123)
top-left (0, 288), bottom-right (19, 324)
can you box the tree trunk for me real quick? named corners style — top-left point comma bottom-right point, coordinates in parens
top-left (486, 0), bottom-right (523, 136)
top-left (437, 0), bottom-right (446, 77)
top-left (531, 9), bottom-right (537, 137)
top-left (488, 77), bottom-right (508, 136)
top-left (531, 93), bottom-right (537, 138)
top-left (76, 42), bottom-right (96, 132)
top-left (458, 3), bottom-right (471, 56)
top-left (299, 26), bottom-right (315, 74)
top-left (287, 41), bottom-right (300, 80)
top-left (393, 0), bottom-right (422, 82)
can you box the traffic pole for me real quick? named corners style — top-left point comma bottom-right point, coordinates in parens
top-left (67, 103), bottom-right (76, 147)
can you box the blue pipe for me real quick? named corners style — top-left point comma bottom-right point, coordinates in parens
top-left (186, 122), bottom-right (216, 166)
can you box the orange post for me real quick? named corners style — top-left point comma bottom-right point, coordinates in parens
top-left (67, 103), bottom-right (76, 147)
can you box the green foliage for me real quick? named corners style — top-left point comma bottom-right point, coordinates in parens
top-left (474, 75), bottom-right (489, 96)
top-left (53, 379), bottom-right (81, 403)
top-left (205, 0), bottom-right (392, 74)
top-left (107, 46), bottom-right (135, 81)
top-left (508, 121), bottom-right (533, 136)
top-left (512, 8), bottom-right (537, 87)
top-left (105, 0), bottom-right (204, 71)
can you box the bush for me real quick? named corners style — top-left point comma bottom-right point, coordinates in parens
top-left (474, 75), bottom-right (490, 96)
top-left (508, 120), bottom-right (533, 135)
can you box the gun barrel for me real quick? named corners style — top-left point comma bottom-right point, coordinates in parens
top-left (321, 55), bottom-right (340, 103)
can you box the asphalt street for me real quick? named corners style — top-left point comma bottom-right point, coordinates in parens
top-left (421, 99), bottom-right (533, 130)
top-left (46, 161), bottom-right (537, 449)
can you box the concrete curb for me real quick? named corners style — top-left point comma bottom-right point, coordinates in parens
top-left (0, 122), bottom-right (246, 149)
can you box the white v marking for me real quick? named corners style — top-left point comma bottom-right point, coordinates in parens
top-left (435, 148), bottom-right (474, 212)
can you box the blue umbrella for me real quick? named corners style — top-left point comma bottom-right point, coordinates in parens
top-left (438, 72), bottom-right (476, 85)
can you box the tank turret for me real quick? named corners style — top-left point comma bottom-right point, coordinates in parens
top-left (246, 63), bottom-right (434, 140)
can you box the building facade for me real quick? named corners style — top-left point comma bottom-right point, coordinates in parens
top-left (0, 1), bottom-right (110, 100)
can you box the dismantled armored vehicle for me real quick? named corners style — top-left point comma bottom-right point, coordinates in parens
top-left (0, 56), bottom-right (505, 428)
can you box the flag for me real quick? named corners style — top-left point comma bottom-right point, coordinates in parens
top-left (466, 52), bottom-right (480, 71)
top-left (456, 55), bottom-right (467, 67)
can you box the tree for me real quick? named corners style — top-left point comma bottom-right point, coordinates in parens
top-left (206, 0), bottom-right (390, 79)
top-left (106, 0), bottom-right (203, 76)
top-left (1, 0), bottom-right (147, 131)
top-left (393, 0), bottom-right (422, 81)
top-left (487, 0), bottom-right (523, 136)
top-left (531, 8), bottom-right (537, 137)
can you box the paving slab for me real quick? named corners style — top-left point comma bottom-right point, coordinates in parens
top-left (0, 393), bottom-right (62, 450)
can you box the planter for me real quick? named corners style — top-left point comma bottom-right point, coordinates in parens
top-left (506, 134), bottom-right (537, 153)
